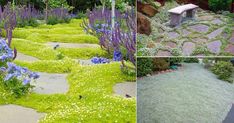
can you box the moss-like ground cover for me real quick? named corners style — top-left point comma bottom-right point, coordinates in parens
top-left (0, 19), bottom-right (136, 122)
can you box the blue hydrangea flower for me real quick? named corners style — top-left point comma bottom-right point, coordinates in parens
top-left (113, 50), bottom-right (122, 61)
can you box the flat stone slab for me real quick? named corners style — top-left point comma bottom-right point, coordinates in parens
top-left (182, 29), bottom-right (191, 36)
top-left (189, 24), bottom-right (209, 33)
top-left (192, 38), bottom-right (208, 44)
top-left (77, 59), bottom-right (95, 65)
top-left (46, 42), bottom-right (99, 48)
top-left (113, 82), bottom-right (136, 98)
top-left (182, 42), bottom-right (195, 56)
top-left (15, 52), bottom-right (39, 62)
top-left (33, 73), bottom-right (68, 94)
top-left (165, 42), bottom-right (177, 48)
top-left (212, 19), bottom-right (223, 25)
top-left (156, 50), bottom-right (172, 56)
top-left (0, 105), bottom-right (45, 123)
top-left (225, 44), bottom-right (234, 55)
top-left (207, 40), bottom-right (222, 54)
top-left (167, 32), bottom-right (179, 39)
top-left (207, 28), bottom-right (223, 39)
top-left (230, 32), bottom-right (234, 44)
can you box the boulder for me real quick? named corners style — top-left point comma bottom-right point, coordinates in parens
top-left (137, 12), bottom-right (152, 35)
top-left (137, 1), bottom-right (158, 17)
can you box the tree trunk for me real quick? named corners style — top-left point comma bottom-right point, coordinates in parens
top-left (45, 0), bottom-right (48, 22)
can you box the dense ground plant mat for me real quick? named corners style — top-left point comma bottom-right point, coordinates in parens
top-left (0, 63), bottom-right (136, 122)
top-left (137, 1), bottom-right (234, 56)
top-left (138, 63), bottom-right (234, 123)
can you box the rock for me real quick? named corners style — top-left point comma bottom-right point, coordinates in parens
top-left (182, 42), bottom-right (195, 56)
top-left (207, 28), bottom-right (223, 39)
top-left (198, 15), bottom-right (214, 21)
top-left (156, 50), bottom-right (172, 56)
top-left (212, 19), bottom-right (223, 25)
top-left (207, 40), bottom-right (222, 54)
top-left (230, 32), bottom-right (234, 44)
top-left (113, 82), bottom-right (136, 98)
top-left (165, 42), bottom-right (177, 48)
top-left (192, 38), bottom-right (208, 44)
top-left (147, 42), bottom-right (156, 48)
top-left (167, 32), bottom-right (179, 39)
top-left (189, 24), bottom-right (209, 33)
top-left (137, 12), bottom-right (152, 35)
top-left (137, 1), bottom-right (158, 17)
top-left (182, 29), bottom-right (191, 36)
top-left (225, 44), bottom-right (234, 55)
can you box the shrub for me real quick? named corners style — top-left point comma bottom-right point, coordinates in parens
top-left (152, 58), bottom-right (169, 71)
top-left (168, 57), bottom-right (183, 65)
top-left (211, 61), bottom-right (233, 83)
top-left (137, 58), bottom-right (153, 77)
top-left (184, 58), bottom-right (199, 63)
top-left (208, 0), bottom-right (232, 12)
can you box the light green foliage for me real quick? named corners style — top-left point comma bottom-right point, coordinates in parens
top-left (14, 58), bottom-right (77, 73)
top-left (58, 47), bottom-right (109, 59)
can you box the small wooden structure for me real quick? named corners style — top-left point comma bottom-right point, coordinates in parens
top-left (168, 4), bottom-right (198, 26)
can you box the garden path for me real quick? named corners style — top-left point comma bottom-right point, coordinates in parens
top-left (0, 105), bottom-right (45, 123)
top-left (46, 42), bottom-right (99, 48)
top-left (15, 52), bottom-right (39, 62)
top-left (113, 82), bottom-right (136, 97)
top-left (138, 63), bottom-right (234, 123)
top-left (138, 1), bottom-right (234, 56)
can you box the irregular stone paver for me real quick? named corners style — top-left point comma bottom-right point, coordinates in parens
top-left (192, 38), bottom-right (208, 44)
top-left (113, 82), bottom-right (136, 98)
top-left (146, 42), bottom-right (156, 48)
top-left (165, 42), bottom-right (177, 48)
top-left (0, 105), bottom-right (45, 123)
top-left (198, 15), bottom-right (214, 21)
top-left (78, 59), bottom-right (95, 65)
top-left (167, 32), bottom-right (179, 39)
top-left (156, 50), bottom-right (172, 56)
top-left (32, 73), bottom-right (68, 94)
top-left (230, 32), bottom-right (234, 44)
top-left (182, 42), bottom-right (195, 56)
top-left (225, 44), bottom-right (234, 55)
top-left (207, 28), bottom-right (223, 39)
top-left (189, 24), bottom-right (209, 33)
top-left (212, 19), bottom-right (223, 25)
top-left (15, 52), bottom-right (39, 62)
top-left (138, 63), bottom-right (234, 123)
top-left (182, 29), bottom-right (191, 36)
top-left (207, 40), bottom-right (222, 54)
top-left (46, 42), bottom-right (99, 48)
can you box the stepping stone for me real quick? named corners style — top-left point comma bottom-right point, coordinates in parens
top-left (33, 73), bottom-right (68, 94)
top-left (212, 19), bottom-right (223, 25)
top-left (77, 59), bottom-right (95, 65)
top-left (0, 104), bottom-right (45, 123)
top-left (146, 42), bottom-right (156, 48)
top-left (192, 38), bottom-right (208, 44)
top-left (207, 28), bottom-right (223, 39)
top-left (46, 42), bottom-right (99, 48)
top-left (189, 24), bottom-right (209, 33)
top-left (113, 82), bottom-right (136, 98)
top-left (182, 42), bottom-right (195, 56)
top-left (167, 32), bottom-right (179, 39)
top-left (230, 32), bottom-right (234, 44)
top-left (165, 42), bottom-right (177, 48)
top-left (156, 50), bottom-right (172, 56)
top-left (223, 104), bottom-right (234, 123)
top-left (182, 29), bottom-right (191, 36)
top-left (15, 52), bottom-right (39, 62)
top-left (207, 40), bottom-right (222, 54)
top-left (198, 15), bottom-right (214, 21)
top-left (225, 44), bottom-right (234, 55)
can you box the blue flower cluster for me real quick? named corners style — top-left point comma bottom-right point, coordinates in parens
top-left (113, 50), bottom-right (122, 61)
top-left (0, 39), bottom-right (13, 62)
top-left (91, 57), bottom-right (110, 64)
top-left (0, 62), bottom-right (39, 85)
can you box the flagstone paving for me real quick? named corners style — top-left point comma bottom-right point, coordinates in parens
top-left (15, 52), bottom-right (39, 62)
top-left (113, 82), bottom-right (136, 98)
top-left (0, 104), bottom-right (45, 123)
top-left (137, 63), bottom-right (234, 123)
top-left (137, 1), bottom-right (234, 56)
top-left (32, 73), bottom-right (68, 94)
